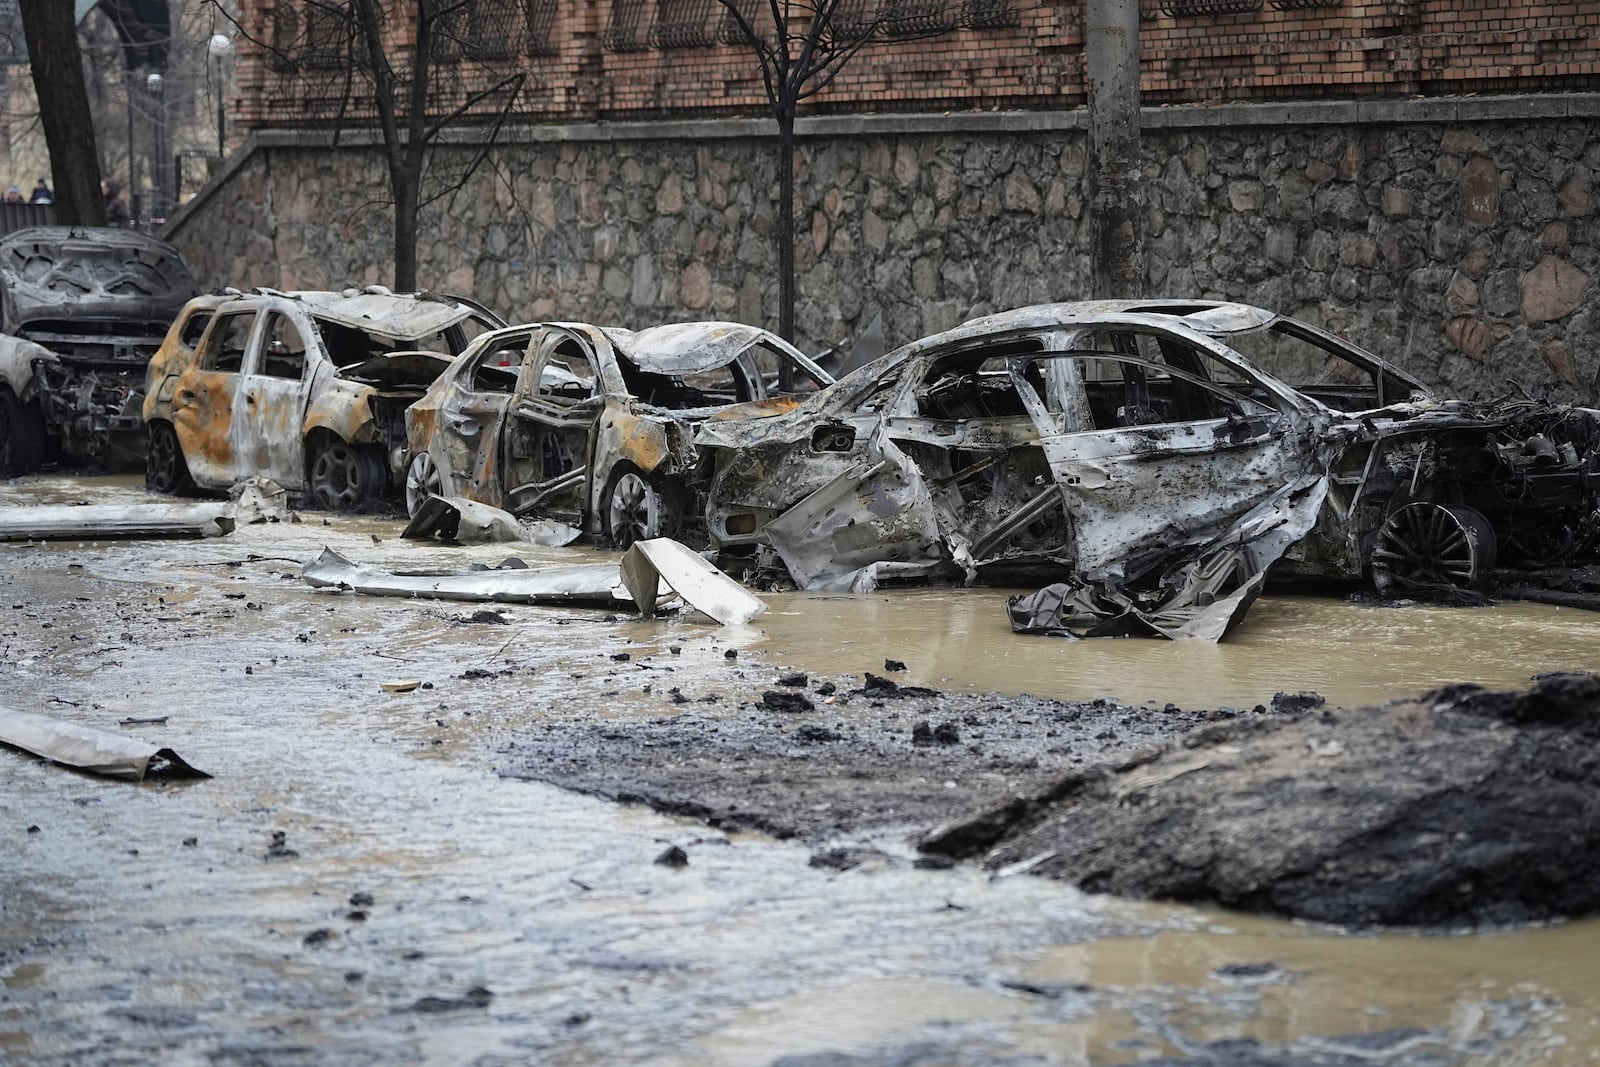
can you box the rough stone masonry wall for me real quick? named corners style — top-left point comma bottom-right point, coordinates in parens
top-left (168, 108), bottom-right (1600, 404)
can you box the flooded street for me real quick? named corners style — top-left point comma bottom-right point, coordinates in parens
top-left (3, 475), bottom-right (1599, 1066)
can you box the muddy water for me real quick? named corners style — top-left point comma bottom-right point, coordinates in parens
top-left (754, 588), bottom-right (1600, 710)
top-left (3, 474), bottom-right (1600, 1066)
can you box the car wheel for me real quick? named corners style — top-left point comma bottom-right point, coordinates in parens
top-left (309, 439), bottom-right (385, 511)
top-left (404, 451), bottom-right (443, 518)
top-left (0, 387), bottom-right (46, 476)
top-left (601, 464), bottom-right (683, 550)
top-left (144, 420), bottom-right (197, 495)
top-left (1370, 502), bottom-right (1497, 595)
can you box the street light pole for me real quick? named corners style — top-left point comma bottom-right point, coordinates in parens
top-left (208, 33), bottom-right (234, 158)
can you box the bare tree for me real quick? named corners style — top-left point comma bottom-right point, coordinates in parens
top-left (713, 0), bottom-right (1002, 345)
top-left (212, 0), bottom-right (529, 291)
top-left (19, 0), bottom-right (107, 226)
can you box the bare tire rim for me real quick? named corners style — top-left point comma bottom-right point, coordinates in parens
top-left (310, 443), bottom-right (367, 511)
top-left (147, 424), bottom-right (182, 493)
top-left (607, 470), bottom-right (659, 549)
top-left (1371, 502), bottom-right (1495, 593)
top-left (405, 452), bottom-right (442, 518)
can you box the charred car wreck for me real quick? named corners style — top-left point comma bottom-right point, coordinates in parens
top-left (0, 226), bottom-right (199, 474)
top-left (404, 321), bottom-right (832, 547)
top-left (143, 287), bottom-right (501, 510)
top-left (696, 301), bottom-right (1600, 639)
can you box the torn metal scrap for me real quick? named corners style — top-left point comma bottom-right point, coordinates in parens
top-left (0, 706), bottom-right (210, 781)
top-left (402, 494), bottom-right (581, 546)
top-left (1007, 478), bottom-right (1328, 641)
top-left (0, 502), bottom-right (236, 541)
top-left (303, 539), bottom-right (766, 624)
top-left (303, 546), bottom-right (631, 605)
top-left (618, 537), bottom-right (767, 625)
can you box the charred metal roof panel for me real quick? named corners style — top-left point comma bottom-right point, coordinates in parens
top-left (601, 321), bottom-right (778, 374)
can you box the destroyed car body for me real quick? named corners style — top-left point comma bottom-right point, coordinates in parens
top-left (698, 300), bottom-right (1600, 624)
top-left (404, 320), bottom-right (832, 547)
top-left (143, 287), bottom-right (501, 509)
top-left (0, 226), bottom-right (198, 473)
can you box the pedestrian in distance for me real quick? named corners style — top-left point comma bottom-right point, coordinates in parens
top-left (104, 180), bottom-right (131, 226)
top-left (3, 186), bottom-right (22, 203)
top-left (29, 178), bottom-right (52, 204)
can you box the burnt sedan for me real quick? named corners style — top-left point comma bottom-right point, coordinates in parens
top-left (403, 320), bottom-right (833, 547)
top-left (143, 287), bottom-right (501, 509)
top-left (0, 226), bottom-right (198, 474)
top-left (697, 301), bottom-right (1600, 636)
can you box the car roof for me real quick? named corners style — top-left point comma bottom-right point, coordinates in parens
top-left (216, 287), bottom-right (480, 342)
top-left (599, 321), bottom-right (802, 375)
top-left (836, 298), bottom-right (1423, 393)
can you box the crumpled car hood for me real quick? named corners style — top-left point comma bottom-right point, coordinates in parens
top-left (0, 226), bottom-right (197, 327)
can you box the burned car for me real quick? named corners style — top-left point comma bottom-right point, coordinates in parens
top-left (143, 287), bottom-right (501, 509)
top-left (697, 301), bottom-right (1600, 636)
top-left (404, 320), bottom-right (833, 547)
top-left (0, 226), bottom-right (198, 474)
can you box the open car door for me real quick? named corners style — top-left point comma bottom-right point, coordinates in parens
top-left (500, 326), bottom-right (604, 525)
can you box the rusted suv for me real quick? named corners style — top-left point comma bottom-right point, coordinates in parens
top-left (143, 287), bottom-right (500, 509)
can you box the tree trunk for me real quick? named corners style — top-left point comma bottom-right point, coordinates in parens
top-left (1084, 0), bottom-right (1143, 299)
top-left (19, 0), bottom-right (106, 227)
top-left (776, 111), bottom-right (797, 386)
top-left (392, 164), bottom-right (419, 291)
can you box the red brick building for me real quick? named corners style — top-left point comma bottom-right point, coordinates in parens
top-left (233, 0), bottom-right (1600, 131)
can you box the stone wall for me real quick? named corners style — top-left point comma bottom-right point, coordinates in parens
top-left (167, 100), bottom-right (1600, 404)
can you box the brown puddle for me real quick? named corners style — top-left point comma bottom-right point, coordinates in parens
top-left (751, 587), bottom-right (1600, 710)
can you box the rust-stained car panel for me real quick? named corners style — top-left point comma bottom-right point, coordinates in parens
top-left (404, 320), bottom-right (833, 547)
top-left (143, 287), bottom-right (501, 509)
top-left (696, 300), bottom-right (1600, 638)
top-left (0, 226), bottom-right (198, 473)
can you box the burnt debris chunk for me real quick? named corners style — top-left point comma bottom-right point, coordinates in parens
top-left (762, 690), bottom-right (815, 713)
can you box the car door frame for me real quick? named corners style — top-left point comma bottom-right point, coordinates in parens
top-left (1020, 323), bottom-right (1323, 583)
top-left (169, 304), bottom-right (264, 489)
top-left (502, 325), bottom-right (608, 525)
top-left (235, 303), bottom-right (321, 488)
top-left (426, 327), bottom-right (539, 507)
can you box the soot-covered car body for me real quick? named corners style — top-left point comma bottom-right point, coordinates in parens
top-left (143, 287), bottom-right (500, 509)
top-left (698, 301), bottom-right (1600, 636)
top-left (0, 226), bottom-right (198, 473)
top-left (403, 320), bottom-right (833, 546)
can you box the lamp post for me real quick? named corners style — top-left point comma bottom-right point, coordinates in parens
top-left (208, 33), bottom-right (234, 158)
top-left (145, 71), bottom-right (163, 222)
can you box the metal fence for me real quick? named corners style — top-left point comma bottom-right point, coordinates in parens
top-left (0, 201), bottom-right (57, 236)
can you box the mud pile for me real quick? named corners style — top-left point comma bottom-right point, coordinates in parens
top-left (921, 672), bottom-right (1600, 928)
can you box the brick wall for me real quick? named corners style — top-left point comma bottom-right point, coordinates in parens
top-left (233, 1), bottom-right (1600, 130)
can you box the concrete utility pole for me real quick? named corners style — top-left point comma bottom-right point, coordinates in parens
top-left (1084, 0), bottom-right (1144, 298)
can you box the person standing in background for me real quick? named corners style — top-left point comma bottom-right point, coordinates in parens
top-left (29, 178), bottom-right (53, 203)
top-left (103, 180), bottom-right (130, 226)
